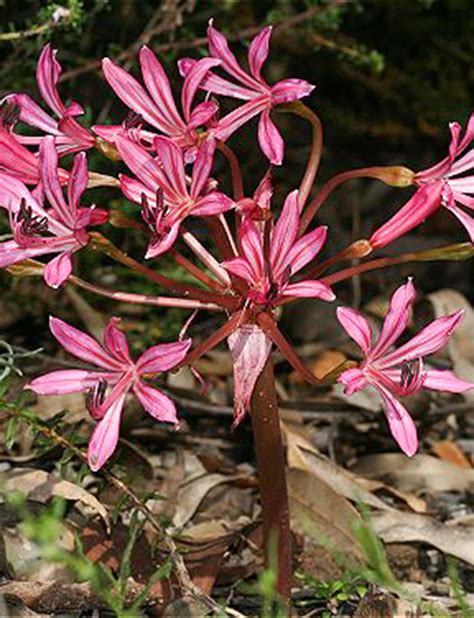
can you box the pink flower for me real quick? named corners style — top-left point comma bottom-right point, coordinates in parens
top-left (0, 136), bottom-right (106, 288)
top-left (179, 23), bottom-right (315, 165)
top-left (336, 280), bottom-right (473, 456)
top-left (222, 190), bottom-right (335, 306)
top-left (116, 134), bottom-right (234, 257)
top-left (2, 45), bottom-right (94, 155)
top-left (370, 113), bottom-right (474, 248)
top-left (28, 316), bottom-right (191, 470)
top-left (94, 47), bottom-right (221, 158)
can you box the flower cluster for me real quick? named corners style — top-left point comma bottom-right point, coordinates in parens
top-left (0, 21), bottom-right (472, 469)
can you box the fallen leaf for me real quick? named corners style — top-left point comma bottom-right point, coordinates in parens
top-left (288, 468), bottom-right (364, 564)
top-left (373, 510), bottom-right (474, 566)
top-left (431, 440), bottom-right (472, 469)
top-left (3, 470), bottom-right (110, 530)
top-left (283, 423), bottom-right (394, 511)
top-left (353, 453), bottom-right (474, 493)
top-left (290, 349), bottom-right (347, 383)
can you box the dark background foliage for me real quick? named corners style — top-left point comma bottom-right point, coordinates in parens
top-left (0, 0), bottom-right (473, 315)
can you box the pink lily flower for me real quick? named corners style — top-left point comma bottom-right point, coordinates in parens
top-left (2, 45), bottom-right (94, 155)
top-left (178, 23), bottom-right (315, 165)
top-left (116, 134), bottom-right (234, 257)
top-left (94, 47), bottom-right (221, 158)
top-left (28, 316), bottom-right (191, 470)
top-left (371, 113), bottom-right (474, 247)
top-left (336, 279), bottom-right (473, 456)
top-left (222, 190), bottom-right (335, 306)
top-left (0, 136), bottom-right (106, 288)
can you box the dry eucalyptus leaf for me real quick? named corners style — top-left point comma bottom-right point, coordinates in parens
top-left (373, 510), bottom-right (474, 566)
top-left (287, 468), bottom-right (364, 564)
top-left (353, 453), bottom-right (474, 493)
top-left (4, 470), bottom-right (110, 530)
top-left (283, 423), bottom-right (394, 511)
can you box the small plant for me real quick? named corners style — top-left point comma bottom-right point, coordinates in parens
top-left (0, 17), bottom-right (473, 612)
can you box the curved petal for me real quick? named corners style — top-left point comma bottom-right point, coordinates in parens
top-left (190, 138), bottom-right (215, 197)
top-left (192, 191), bottom-right (234, 216)
top-left (221, 256), bottom-right (255, 285)
top-left (36, 45), bottom-right (66, 117)
top-left (181, 57), bottom-right (221, 121)
top-left (0, 127), bottom-right (41, 184)
top-left (271, 78), bottom-right (315, 105)
top-left (119, 174), bottom-right (156, 206)
top-left (372, 382), bottom-right (418, 457)
top-left (280, 280), bottom-right (335, 301)
top-left (133, 381), bottom-right (178, 423)
top-left (153, 136), bottom-right (187, 198)
top-left (115, 136), bottom-right (174, 195)
top-left (40, 137), bottom-right (73, 228)
top-left (370, 183), bottom-right (443, 249)
top-left (145, 220), bottom-right (181, 258)
top-left (248, 26), bottom-right (272, 81)
top-left (284, 225), bottom-right (328, 276)
top-left (207, 23), bottom-right (260, 91)
top-left (188, 100), bottom-right (219, 129)
top-left (43, 251), bottom-right (73, 288)
top-left (258, 110), bottom-right (284, 165)
top-left (240, 217), bottom-right (264, 280)
top-left (178, 57), bottom-right (256, 101)
top-left (213, 96), bottom-right (269, 142)
top-left (88, 390), bottom-right (126, 471)
top-left (49, 316), bottom-right (124, 370)
top-left (102, 57), bottom-right (175, 134)
top-left (336, 307), bottom-right (373, 355)
top-left (423, 369), bottom-right (474, 393)
top-left (9, 93), bottom-right (60, 134)
top-left (269, 190), bottom-right (299, 279)
top-left (338, 367), bottom-right (368, 396)
top-left (445, 202), bottom-right (474, 242)
top-left (67, 151), bottom-right (88, 214)
top-left (28, 369), bottom-right (113, 395)
top-left (370, 279), bottom-right (416, 361)
top-left (137, 339), bottom-right (191, 374)
top-left (139, 46), bottom-right (185, 131)
top-left (378, 310), bottom-right (464, 369)
top-left (103, 317), bottom-right (132, 364)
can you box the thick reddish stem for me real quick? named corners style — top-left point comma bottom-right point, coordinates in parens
top-left (216, 139), bottom-right (244, 201)
top-left (250, 358), bottom-right (292, 608)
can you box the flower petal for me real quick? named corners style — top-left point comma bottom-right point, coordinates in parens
top-left (370, 279), bottom-right (416, 360)
top-left (221, 256), bottom-right (255, 285)
top-left (154, 136), bottom-right (187, 198)
top-left (423, 369), bottom-right (474, 393)
top-left (269, 190), bottom-right (299, 279)
top-left (43, 251), bottom-right (73, 289)
top-left (338, 367), bottom-right (368, 395)
top-left (444, 202), bottom-right (474, 242)
top-left (88, 390), bottom-right (126, 471)
top-left (192, 191), bottom-right (234, 216)
top-left (378, 310), bottom-right (464, 369)
top-left (271, 78), bottom-right (315, 105)
top-left (284, 225), bottom-right (328, 276)
top-left (40, 136), bottom-right (74, 228)
top-left (67, 151), bottom-right (88, 213)
top-left (181, 57), bottom-right (221, 121)
top-left (103, 317), bottom-right (132, 364)
top-left (258, 110), bottom-right (284, 165)
top-left (239, 217), bottom-right (264, 281)
top-left (137, 339), bottom-right (191, 374)
top-left (372, 382), bottom-right (418, 457)
top-left (190, 138), bottom-right (215, 197)
top-left (280, 280), bottom-right (335, 301)
top-left (336, 307), bottom-right (373, 355)
top-left (370, 183), bottom-right (444, 249)
top-left (248, 26), bottom-right (272, 81)
top-left (28, 370), bottom-right (112, 395)
top-left (133, 381), bottom-right (178, 423)
top-left (49, 316), bottom-right (124, 370)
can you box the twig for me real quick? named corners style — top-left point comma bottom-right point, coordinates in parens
top-left (59, 1), bottom-right (350, 83)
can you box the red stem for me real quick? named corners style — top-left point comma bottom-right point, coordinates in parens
top-left (216, 140), bottom-right (244, 201)
top-left (170, 249), bottom-right (225, 292)
top-left (299, 167), bottom-right (404, 235)
top-left (250, 357), bottom-right (292, 607)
